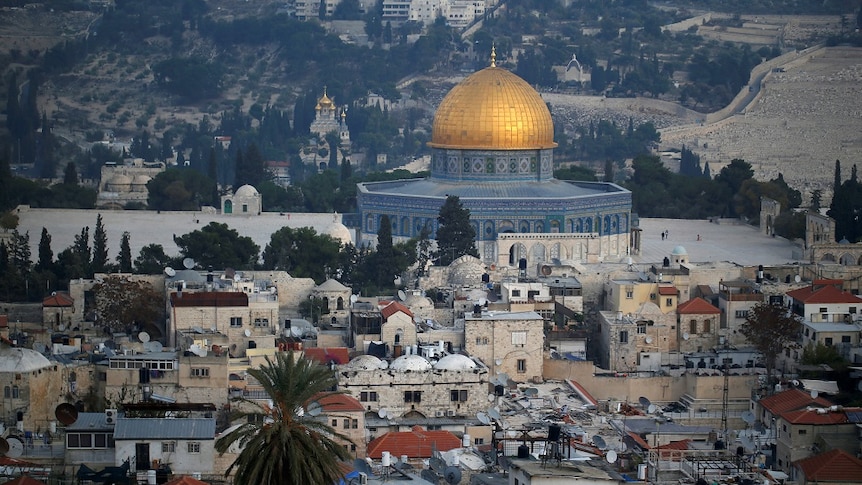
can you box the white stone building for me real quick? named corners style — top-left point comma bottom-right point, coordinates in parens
top-left (463, 310), bottom-right (544, 382)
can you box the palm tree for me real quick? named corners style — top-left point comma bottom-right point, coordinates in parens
top-left (216, 352), bottom-right (352, 484)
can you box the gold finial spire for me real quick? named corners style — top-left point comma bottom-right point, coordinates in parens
top-left (490, 44), bottom-right (496, 67)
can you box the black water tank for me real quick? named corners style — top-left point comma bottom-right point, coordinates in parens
top-left (518, 258), bottom-right (527, 270)
top-left (548, 424), bottom-right (561, 442)
top-left (518, 444), bottom-right (530, 458)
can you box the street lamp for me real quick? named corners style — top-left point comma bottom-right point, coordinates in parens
top-left (308, 295), bottom-right (318, 324)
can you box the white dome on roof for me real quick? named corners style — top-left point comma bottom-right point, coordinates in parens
top-left (448, 256), bottom-right (485, 286)
top-left (325, 213), bottom-right (353, 245)
top-left (390, 354), bottom-right (432, 372)
top-left (234, 184), bottom-right (259, 197)
top-left (671, 245), bottom-right (687, 255)
top-left (347, 354), bottom-right (388, 370)
top-left (0, 346), bottom-right (52, 373)
top-left (434, 354), bottom-right (476, 371)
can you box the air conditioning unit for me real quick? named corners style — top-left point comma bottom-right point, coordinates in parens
top-left (435, 410), bottom-right (444, 417)
top-left (446, 410), bottom-right (456, 417)
top-left (105, 409), bottom-right (117, 425)
top-left (359, 472), bottom-right (368, 485)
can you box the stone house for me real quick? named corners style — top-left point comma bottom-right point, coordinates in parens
top-left (717, 280), bottom-right (764, 347)
top-left (752, 388), bottom-right (833, 427)
top-left (793, 449), bottom-right (862, 485)
top-left (316, 393), bottom-right (366, 459)
top-left (379, 301), bottom-right (417, 354)
top-left (311, 279), bottom-right (352, 327)
top-left (676, 297), bottom-right (721, 353)
top-left (774, 406), bottom-right (861, 475)
top-left (463, 310), bottom-right (544, 382)
top-left (598, 302), bottom-right (675, 372)
top-left (41, 292), bottom-right (75, 332)
top-left (113, 416), bottom-right (216, 474)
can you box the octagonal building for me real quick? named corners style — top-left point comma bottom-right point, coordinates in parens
top-left (357, 51), bottom-right (632, 270)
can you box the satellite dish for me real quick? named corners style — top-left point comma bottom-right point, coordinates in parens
top-left (639, 396), bottom-right (651, 409)
top-left (198, 348), bottom-right (208, 357)
top-left (233, 273), bottom-right (241, 282)
top-left (164, 267), bottom-right (176, 277)
top-left (795, 275), bottom-right (801, 283)
top-left (487, 394), bottom-right (495, 402)
top-left (397, 290), bottom-right (407, 301)
top-left (648, 404), bottom-right (657, 414)
top-left (189, 344), bottom-right (202, 355)
top-left (104, 339), bottom-right (116, 350)
top-left (593, 435), bottom-right (607, 450)
top-left (350, 294), bottom-right (358, 304)
top-left (618, 442), bottom-right (628, 452)
top-left (307, 401), bottom-right (322, 416)
top-left (6, 437), bottom-right (23, 458)
top-left (182, 257), bottom-right (196, 269)
top-left (0, 438), bottom-right (8, 455)
top-left (497, 372), bottom-right (510, 385)
top-left (541, 265), bottom-right (552, 276)
top-left (477, 412), bottom-right (490, 425)
top-left (192, 326), bottom-right (204, 334)
top-left (290, 326), bottom-right (302, 338)
top-left (683, 332), bottom-right (690, 341)
top-left (488, 407), bottom-right (502, 421)
top-left (148, 341), bottom-right (164, 352)
top-left (606, 450), bottom-right (618, 464)
top-left (524, 387), bottom-right (538, 397)
top-left (810, 389), bottom-right (819, 399)
top-left (55, 403), bottom-right (79, 425)
top-left (244, 329), bottom-right (252, 337)
top-left (444, 466), bottom-right (462, 485)
top-left (645, 335), bottom-right (653, 344)
top-left (741, 411), bottom-right (755, 425)
top-left (138, 331), bottom-right (150, 343)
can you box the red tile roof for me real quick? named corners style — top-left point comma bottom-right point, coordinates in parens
top-left (655, 439), bottom-right (692, 451)
top-left (303, 347), bottom-right (350, 365)
top-left (758, 388), bottom-right (833, 415)
top-left (42, 292), bottom-right (74, 307)
top-left (795, 449), bottom-right (862, 482)
top-left (170, 292), bottom-right (248, 307)
top-left (379, 301), bottom-right (413, 320)
top-left (780, 408), bottom-right (849, 425)
top-left (316, 393), bottom-right (364, 413)
top-left (626, 431), bottom-right (650, 450)
top-left (677, 297), bottom-right (720, 314)
top-left (786, 283), bottom-right (862, 305)
top-left (367, 426), bottom-right (461, 459)
top-left (658, 286), bottom-right (678, 296)
top-left (163, 476), bottom-right (210, 485)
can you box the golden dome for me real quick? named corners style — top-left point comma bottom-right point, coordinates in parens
top-left (429, 66), bottom-right (556, 150)
top-left (318, 87), bottom-right (335, 109)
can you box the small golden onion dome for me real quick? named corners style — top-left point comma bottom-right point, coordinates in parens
top-left (429, 66), bottom-right (556, 150)
top-left (318, 87), bottom-right (335, 109)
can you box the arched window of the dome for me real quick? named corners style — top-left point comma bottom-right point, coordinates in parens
top-left (535, 221), bottom-right (544, 233)
top-left (604, 215), bottom-right (611, 235)
top-left (519, 220), bottom-right (530, 233)
top-left (550, 219), bottom-right (561, 233)
top-left (483, 221), bottom-right (495, 239)
top-left (585, 218), bottom-right (592, 233)
top-left (401, 216), bottom-right (410, 237)
top-left (531, 243), bottom-right (546, 263)
top-left (499, 220), bottom-right (515, 233)
top-left (366, 214), bottom-right (375, 232)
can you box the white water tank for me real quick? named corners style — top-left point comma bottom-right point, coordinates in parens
top-left (382, 451), bottom-right (391, 467)
top-left (463, 433), bottom-right (471, 447)
top-left (147, 470), bottom-right (157, 485)
top-left (637, 464), bottom-right (647, 480)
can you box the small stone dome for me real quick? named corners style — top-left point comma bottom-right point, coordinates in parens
top-left (234, 184), bottom-right (259, 197)
top-left (671, 245), bottom-right (688, 256)
top-left (325, 213), bottom-right (353, 245)
top-left (347, 354), bottom-right (388, 371)
top-left (106, 174), bottom-right (132, 192)
top-left (0, 346), bottom-right (52, 373)
top-left (448, 256), bottom-right (486, 286)
top-left (390, 354), bottom-right (432, 372)
top-left (434, 354), bottom-right (477, 371)
top-left (131, 175), bottom-right (151, 192)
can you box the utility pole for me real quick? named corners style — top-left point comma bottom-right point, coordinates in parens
top-left (721, 362), bottom-right (729, 443)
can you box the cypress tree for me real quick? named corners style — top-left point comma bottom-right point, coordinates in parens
top-left (92, 215), bottom-right (108, 274)
top-left (118, 231), bottom-right (132, 273)
top-left (36, 227), bottom-right (53, 272)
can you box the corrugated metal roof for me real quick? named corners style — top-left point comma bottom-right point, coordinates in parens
top-left (113, 418), bottom-right (215, 440)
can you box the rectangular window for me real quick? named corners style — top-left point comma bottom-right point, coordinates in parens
top-left (191, 368), bottom-right (210, 378)
top-left (704, 320), bottom-right (711, 333)
top-left (625, 286), bottom-right (634, 299)
top-left (352, 419), bottom-right (358, 429)
top-left (12, 386), bottom-right (18, 399)
top-left (637, 323), bottom-right (646, 334)
top-left (450, 390), bottom-right (469, 402)
top-left (3, 386), bottom-right (8, 398)
top-left (850, 307), bottom-right (857, 314)
top-left (188, 442), bottom-right (201, 454)
top-left (842, 335), bottom-right (851, 343)
top-left (162, 441), bottom-right (176, 453)
top-left (67, 434), bottom-right (80, 448)
top-left (512, 289), bottom-right (521, 297)
top-left (819, 307), bottom-right (827, 313)
top-left (690, 320), bottom-right (697, 334)
top-left (230, 317), bottom-right (242, 328)
top-left (360, 391), bottom-right (378, 402)
top-left (825, 337), bottom-right (833, 346)
top-left (254, 318), bottom-right (269, 327)
top-left (404, 391), bottom-right (421, 403)
top-left (511, 331), bottom-right (527, 346)
top-left (332, 419), bottom-right (337, 427)
top-left (343, 419), bottom-right (350, 429)
top-left (619, 331), bottom-right (628, 343)
top-left (517, 359), bottom-right (527, 373)
top-left (666, 298), bottom-right (673, 306)
top-left (798, 429), bottom-right (807, 435)
top-left (735, 310), bottom-right (748, 318)
top-left (80, 434), bottom-right (92, 447)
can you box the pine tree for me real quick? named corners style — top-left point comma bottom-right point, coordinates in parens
top-left (118, 231), bottom-right (132, 273)
top-left (92, 214), bottom-right (108, 274)
top-left (63, 161), bottom-right (78, 185)
top-left (36, 227), bottom-right (53, 272)
top-left (435, 195), bottom-right (478, 266)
